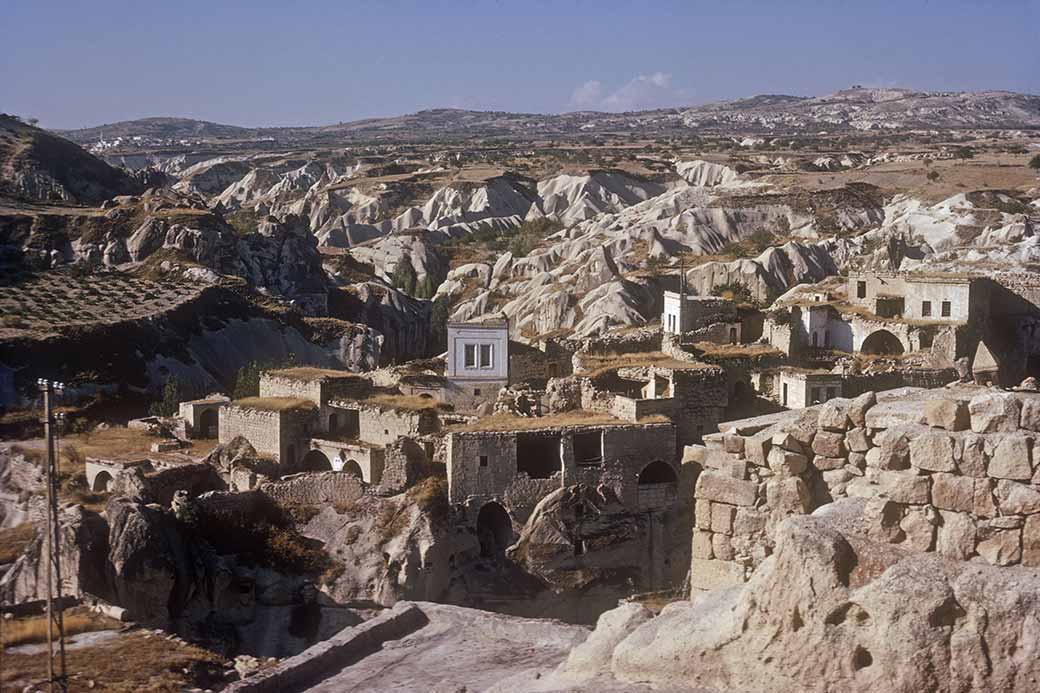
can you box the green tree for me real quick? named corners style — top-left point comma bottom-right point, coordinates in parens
top-left (149, 376), bottom-right (181, 417)
top-left (233, 353), bottom-right (296, 399)
top-left (390, 257), bottom-right (417, 295)
top-left (1030, 154), bottom-right (1040, 170)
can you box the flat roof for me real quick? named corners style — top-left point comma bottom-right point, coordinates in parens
top-left (232, 396), bottom-right (317, 412)
top-left (450, 410), bottom-right (671, 433)
top-left (265, 367), bottom-right (359, 382)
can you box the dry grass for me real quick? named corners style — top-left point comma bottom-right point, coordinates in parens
top-left (365, 393), bottom-right (448, 412)
top-left (60, 427), bottom-right (212, 463)
top-left (450, 409), bottom-right (669, 433)
top-left (693, 342), bottom-right (784, 358)
top-left (577, 351), bottom-right (710, 378)
top-left (0, 523), bottom-right (35, 564)
top-left (1, 608), bottom-right (121, 648)
top-left (233, 396), bottom-right (317, 413)
top-left (0, 629), bottom-right (225, 692)
top-left (267, 366), bottom-right (358, 382)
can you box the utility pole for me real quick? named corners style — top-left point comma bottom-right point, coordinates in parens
top-left (38, 378), bottom-right (67, 693)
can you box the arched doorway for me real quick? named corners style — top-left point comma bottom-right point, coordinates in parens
top-left (861, 329), bottom-right (905, 355)
top-left (92, 470), bottom-right (114, 493)
top-left (637, 461), bottom-right (678, 510)
top-left (301, 449), bottom-right (332, 472)
top-left (199, 409), bottom-right (219, 439)
top-left (476, 502), bottom-right (512, 558)
top-left (328, 412), bottom-right (342, 434)
top-left (341, 456), bottom-right (363, 479)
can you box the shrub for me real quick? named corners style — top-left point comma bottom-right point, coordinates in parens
top-left (952, 146), bottom-right (975, 160)
top-left (926, 170), bottom-right (940, 181)
top-left (148, 376), bottom-right (180, 417)
top-left (710, 281), bottom-right (756, 306)
top-left (1030, 154), bottom-right (1040, 170)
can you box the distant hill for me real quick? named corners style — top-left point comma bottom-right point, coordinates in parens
top-left (58, 117), bottom-right (262, 145)
top-left (55, 88), bottom-right (1040, 148)
top-left (0, 114), bottom-right (146, 204)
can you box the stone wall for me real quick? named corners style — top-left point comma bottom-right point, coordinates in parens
top-left (260, 472), bottom-right (366, 507)
top-left (357, 406), bottom-right (438, 446)
top-left (509, 341), bottom-right (573, 388)
top-left (685, 385), bottom-right (1040, 592)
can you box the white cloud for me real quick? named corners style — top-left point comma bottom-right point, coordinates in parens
top-left (568, 73), bottom-right (691, 112)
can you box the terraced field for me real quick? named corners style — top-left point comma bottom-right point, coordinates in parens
top-left (0, 270), bottom-right (201, 338)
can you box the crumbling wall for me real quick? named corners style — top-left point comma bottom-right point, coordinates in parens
top-left (686, 387), bottom-right (1040, 592)
top-left (358, 406), bottom-right (437, 446)
top-left (260, 472), bottom-right (366, 506)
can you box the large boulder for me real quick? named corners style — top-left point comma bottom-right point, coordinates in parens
top-left (549, 499), bottom-right (1040, 692)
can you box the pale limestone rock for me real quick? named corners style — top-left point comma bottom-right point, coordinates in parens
top-left (712, 533), bottom-right (735, 561)
top-left (813, 455), bottom-right (845, 471)
top-left (968, 392), bottom-right (1021, 433)
top-left (994, 479), bottom-right (1040, 515)
top-left (923, 399), bottom-right (969, 431)
top-left (931, 473), bottom-right (974, 513)
top-left (694, 471), bottom-right (757, 507)
top-left (688, 557), bottom-right (745, 591)
top-left (973, 478), bottom-right (997, 519)
top-left (874, 428), bottom-right (910, 470)
top-left (956, 434), bottom-right (987, 477)
top-left (936, 509), bottom-right (976, 560)
top-left (846, 390), bottom-right (877, 428)
top-left (723, 434), bottom-right (745, 455)
top-left (552, 602), bottom-right (651, 685)
top-left (1021, 397), bottom-right (1040, 432)
top-left (864, 497), bottom-right (905, 543)
top-left (845, 427), bottom-right (870, 453)
top-left (988, 435), bottom-right (1033, 480)
top-left (767, 477), bottom-right (812, 515)
top-left (771, 431), bottom-right (803, 453)
top-left (899, 507), bottom-right (935, 552)
top-left (812, 431), bottom-right (845, 459)
top-left (847, 451), bottom-right (867, 470)
top-left (710, 503), bottom-right (736, 535)
top-left (691, 530), bottom-right (713, 559)
top-left (733, 508), bottom-right (767, 535)
top-left (910, 433), bottom-right (957, 473)
top-left (768, 448), bottom-right (808, 476)
top-left (976, 526), bottom-right (1021, 566)
top-left (878, 470), bottom-right (931, 504)
top-left (694, 500), bottom-right (712, 529)
top-left (1024, 514), bottom-right (1040, 567)
top-left (817, 400), bottom-right (850, 432)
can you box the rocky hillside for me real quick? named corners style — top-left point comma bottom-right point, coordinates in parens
top-left (0, 115), bottom-right (148, 204)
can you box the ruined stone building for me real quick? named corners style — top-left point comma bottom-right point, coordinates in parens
top-left (446, 416), bottom-right (679, 555)
top-left (662, 290), bottom-right (741, 345)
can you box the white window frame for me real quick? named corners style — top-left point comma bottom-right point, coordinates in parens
top-left (464, 343), bottom-right (477, 368)
top-left (479, 343), bottom-right (493, 369)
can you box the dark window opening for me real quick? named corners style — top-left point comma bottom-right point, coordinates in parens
top-left (941, 301), bottom-right (951, 317)
top-left (199, 408), bottom-right (219, 438)
top-left (857, 281), bottom-right (867, 299)
top-left (341, 410), bottom-right (360, 438)
top-left (920, 332), bottom-right (934, 349)
top-left (811, 387), bottom-right (822, 404)
top-left (479, 455), bottom-right (488, 468)
top-left (782, 383), bottom-right (789, 407)
top-left (516, 432), bottom-right (561, 478)
top-left (573, 431), bottom-right (603, 467)
top-left (341, 458), bottom-right (363, 478)
top-left (729, 326), bottom-right (738, 344)
top-left (574, 539), bottom-right (586, 556)
top-left (474, 388), bottom-right (481, 396)
top-left (302, 449), bottom-right (332, 472)
top-left (826, 386), bottom-right (838, 400)
top-left (922, 301), bottom-right (932, 317)
top-left (548, 362), bottom-right (559, 378)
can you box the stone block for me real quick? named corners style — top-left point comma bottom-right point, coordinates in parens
top-left (682, 445), bottom-right (708, 465)
top-left (813, 455), bottom-right (846, 471)
top-left (812, 431), bottom-right (846, 459)
top-left (768, 447), bottom-right (808, 476)
top-left (689, 558), bottom-right (745, 591)
top-left (844, 463), bottom-right (865, 477)
top-left (969, 392), bottom-right (1021, 433)
top-left (936, 510), bottom-right (976, 560)
top-left (818, 400), bottom-right (850, 432)
top-left (923, 399), bottom-right (970, 431)
top-left (864, 448), bottom-right (882, 469)
top-left (694, 471), bottom-right (758, 507)
top-left (989, 435), bottom-right (1033, 480)
top-left (1020, 396), bottom-right (1040, 433)
top-left (874, 428), bottom-right (910, 470)
top-left (723, 434), bottom-right (745, 455)
top-left (848, 451), bottom-right (867, 470)
top-left (725, 459), bottom-right (749, 481)
top-left (931, 473), bottom-right (974, 513)
top-left (995, 479), bottom-right (1040, 515)
top-left (847, 391), bottom-right (877, 428)
top-left (691, 530), bottom-right (714, 559)
top-left (957, 434), bottom-right (988, 478)
top-left (767, 477), bottom-right (812, 515)
top-left (976, 525), bottom-right (1022, 566)
top-left (1023, 514), bottom-right (1040, 567)
top-left (900, 507), bottom-right (936, 552)
top-left (878, 470), bottom-right (931, 505)
top-left (973, 478), bottom-right (997, 519)
top-left (864, 497), bottom-right (905, 543)
top-left (694, 499), bottom-right (712, 529)
top-left (744, 428), bottom-right (773, 468)
top-left (712, 532), bottom-right (735, 560)
top-left (910, 433), bottom-right (957, 473)
top-left (733, 507), bottom-right (767, 535)
top-left (770, 431), bottom-right (803, 454)
top-left (845, 427), bottom-right (870, 453)
top-left (822, 468), bottom-right (853, 487)
top-left (710, 502), bottom-right (736, 535)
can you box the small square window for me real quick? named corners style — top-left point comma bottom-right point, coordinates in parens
top-left (479, 343), bottom-right (493, 368)
top-left (922, 301), bottom-right (932, 317)
top-left (464, 344), bottom-right (476, 368)
top-left (857, 281), bottom-right (866, 299)
top-left (479, 455), bottom-right (488, 467)
top-left (941, 301), bottom-right (951, 317)
top-left (474, 388), bottom-right (481, 396)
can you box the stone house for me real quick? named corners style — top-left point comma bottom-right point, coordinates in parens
top-left (776, 368), bottom-right (844, 408)
top-left (662, 291), bottom-right (741, 345)
top-left (178, 395), bottom-right (230, 439)
top-left (218, 397), bottom-right (317, 470)
top-left (446, 417), bottom-right (678, 533)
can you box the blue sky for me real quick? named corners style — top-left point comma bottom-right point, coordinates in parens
top-left (3, 0), bottom-right (1037, 129)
